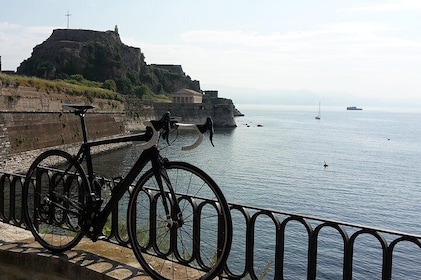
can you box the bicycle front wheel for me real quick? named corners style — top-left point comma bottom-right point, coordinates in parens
top-left (23, 149), bottom-right (88, 252)
top-left (128, 161), bottom-right (232, 280)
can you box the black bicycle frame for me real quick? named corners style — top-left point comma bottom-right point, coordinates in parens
top-left (73, 112), bottom-right (179, 239)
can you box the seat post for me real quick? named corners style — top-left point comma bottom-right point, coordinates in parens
top-left (63, 104), bottom-right (95, 143)
top-left (76, 109), bottom-right (89, 143)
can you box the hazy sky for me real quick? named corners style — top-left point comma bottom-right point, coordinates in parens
top-left (1, 0), bottom-right (421, 106)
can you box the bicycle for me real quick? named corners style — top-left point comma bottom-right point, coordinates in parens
top-left (22, 104), bottom-right (232, 280)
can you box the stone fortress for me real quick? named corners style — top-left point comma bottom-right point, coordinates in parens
top-left (0, 28), bottom-right (241, 171)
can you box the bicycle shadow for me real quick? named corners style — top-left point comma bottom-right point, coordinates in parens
top-left (0, 238), bottom-right (151, 279)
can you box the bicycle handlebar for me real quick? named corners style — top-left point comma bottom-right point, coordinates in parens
top-left (176, 123), bottom-right (205, 151)
top-left (135, 120), bottom-right (159, 150)
top-left (177, 117), bottom-right (214, 150)
top-left (138, 112), bottom-right (214, 151)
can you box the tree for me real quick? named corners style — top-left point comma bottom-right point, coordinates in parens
top-left (102, 79), bottom-right (117, 92)
top-left (116, 77), bottom-right (133, 94)
top-left (134, 84), bottom-right (148, 98)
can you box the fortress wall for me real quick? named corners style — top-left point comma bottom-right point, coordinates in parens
top-left (0, 112), bottom-right (126, 172)
top-left (0, 114), bottom-right (11, 165)
top-left (123, 97), bottom-right (156, 132)
top-left (2, 112), bottom-right (125, 154)
top-left (0, 86), bottom-right (127, 170)
top-left (153, 100), bottom-right (237, 128)
top-left (0, 85), bottom-right (237, 172)
top-left (0, 86), bottom-right (124, 112)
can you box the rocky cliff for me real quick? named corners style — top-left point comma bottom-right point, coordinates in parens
top-left (18, 29), bottom-right (145, 81)
top-left (17, 28), bottom-right (199, 94)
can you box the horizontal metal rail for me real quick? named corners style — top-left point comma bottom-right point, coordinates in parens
top-left (1, 172), bottom-right (420, 279)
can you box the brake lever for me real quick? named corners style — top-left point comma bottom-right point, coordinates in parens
top-left (150, 112), bottom-right (171, 145)
top-left (197, 117), bottom-right (215, 147)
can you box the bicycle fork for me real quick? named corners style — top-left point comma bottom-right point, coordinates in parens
top-left (151, 154), bottom-right (183, 230)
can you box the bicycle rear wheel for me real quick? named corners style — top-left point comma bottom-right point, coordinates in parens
top-left (128, 161), bottom-right (232, 280)
top-left (23, 149), bottom-right (88, 252)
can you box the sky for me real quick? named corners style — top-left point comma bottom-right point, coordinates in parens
top-left (1, 0), bottom-right (421, 107)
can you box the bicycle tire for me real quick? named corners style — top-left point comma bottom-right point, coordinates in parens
top-left (127, 161), bottom-right (232, 280)
top-left (23, 149), bottom-right (88, 252)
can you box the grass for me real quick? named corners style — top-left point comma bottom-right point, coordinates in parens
top-left (0, 73), bottom-right (176, 105)
top-left (142, 91), bottom-right (172, 102)
top-left (0, 73), bottom-right (124, 102)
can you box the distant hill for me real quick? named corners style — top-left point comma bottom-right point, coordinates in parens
top-left (17, 28), bottom-right (200, 96)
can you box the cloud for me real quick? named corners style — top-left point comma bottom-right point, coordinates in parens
top-left (176, 21), bottom-right (421, 63)
top-left (135, 21), bottom-right (421, 101)
top-left (0, 23), bottom-right (54, 70)
top-left (337, 0), bottom-right (421, 12)
top-left (0, 22), bottom-right (20, 30)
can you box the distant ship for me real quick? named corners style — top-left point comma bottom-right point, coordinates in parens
top-left (346, 106), bottom-right (363, 110)
top-left (315, 102), bottom-right (321, 119)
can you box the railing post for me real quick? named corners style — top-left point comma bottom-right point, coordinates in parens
top-left (0, 173), bottom-right (9, 221)
top-left (343, 239), bottom-right (353, 280)
top-left (383, 247), bottom-right (392, 280)
top-left (308, 231), bottom-right (317, 280)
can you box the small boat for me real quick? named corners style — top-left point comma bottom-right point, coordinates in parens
top-left (315, 102), bottom-right (321, 119)
top-left (347, 106), bottom-right (362, 110)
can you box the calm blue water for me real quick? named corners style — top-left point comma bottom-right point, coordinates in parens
top-left (152, 105), bottom-right (421, 234)
top-left (93, 105), bottom-right (421, 278)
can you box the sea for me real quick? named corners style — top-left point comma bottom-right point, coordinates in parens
top-left (92, 104), bottom-right (421, 279)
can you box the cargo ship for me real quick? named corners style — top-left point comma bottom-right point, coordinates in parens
top-left (346, 106), bottom-right (363, 110)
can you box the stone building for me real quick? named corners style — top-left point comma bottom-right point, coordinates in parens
top-left (203, 90), bottom-right (218, 98)
top-left (172, 89), bottom-right (203, 103)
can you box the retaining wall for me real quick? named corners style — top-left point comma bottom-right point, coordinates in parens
top-left (0, 85), bottom-right (237, 172)
top-left (154, 98), bottom-right (237, 127)
top-left (0, 85), bottom-right (128, 171)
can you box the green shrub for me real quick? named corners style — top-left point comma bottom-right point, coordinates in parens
top-left (70, 74), bottom-right (85, 82)
top-left (134, 85), bottom-right (147, 98)
top-left (103, 79), bottom-right (117, 92)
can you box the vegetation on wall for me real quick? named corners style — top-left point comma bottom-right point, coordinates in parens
top-left (0, 73), bottom-right (172, 103)
top-left (0, 73), bottom-right (123, 102)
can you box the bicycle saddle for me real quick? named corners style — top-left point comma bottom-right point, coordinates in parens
top-left (62, 104), bottom-right (95, 111)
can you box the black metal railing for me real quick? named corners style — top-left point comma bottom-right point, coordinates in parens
top-left (1, 171), bottom-right (420, 279)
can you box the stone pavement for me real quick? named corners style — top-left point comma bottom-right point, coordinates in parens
top-left (0, 222), bottom-right (152, 279)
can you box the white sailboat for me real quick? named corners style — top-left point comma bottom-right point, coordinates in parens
top-left (315, 102), bottom-right (321, 120)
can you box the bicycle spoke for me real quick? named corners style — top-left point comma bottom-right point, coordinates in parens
top-left (23, 150), bottom-right (88, 252)
top-left (128, 161), bottom-right (231, 280)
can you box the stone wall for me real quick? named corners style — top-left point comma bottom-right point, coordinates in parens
top-left (0, 85), bottom-right (127, 171)
top-left (0, 86), bottom-right (124, 112)
top-left (0, 114), bottom-right (11, 165)
top-left (154, 98), bottom-right (237, 127)
top-left (3, 112), bottom-right (125, 153)
top-left (0, 111), bottom-right (126, 172)
top-left (124, 96), bottom-right (156, 132)
top-left (0, 85), bottom-right (237, 172)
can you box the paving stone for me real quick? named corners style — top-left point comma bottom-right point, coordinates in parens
top-left (0, 222), bottom-right (152, 279)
